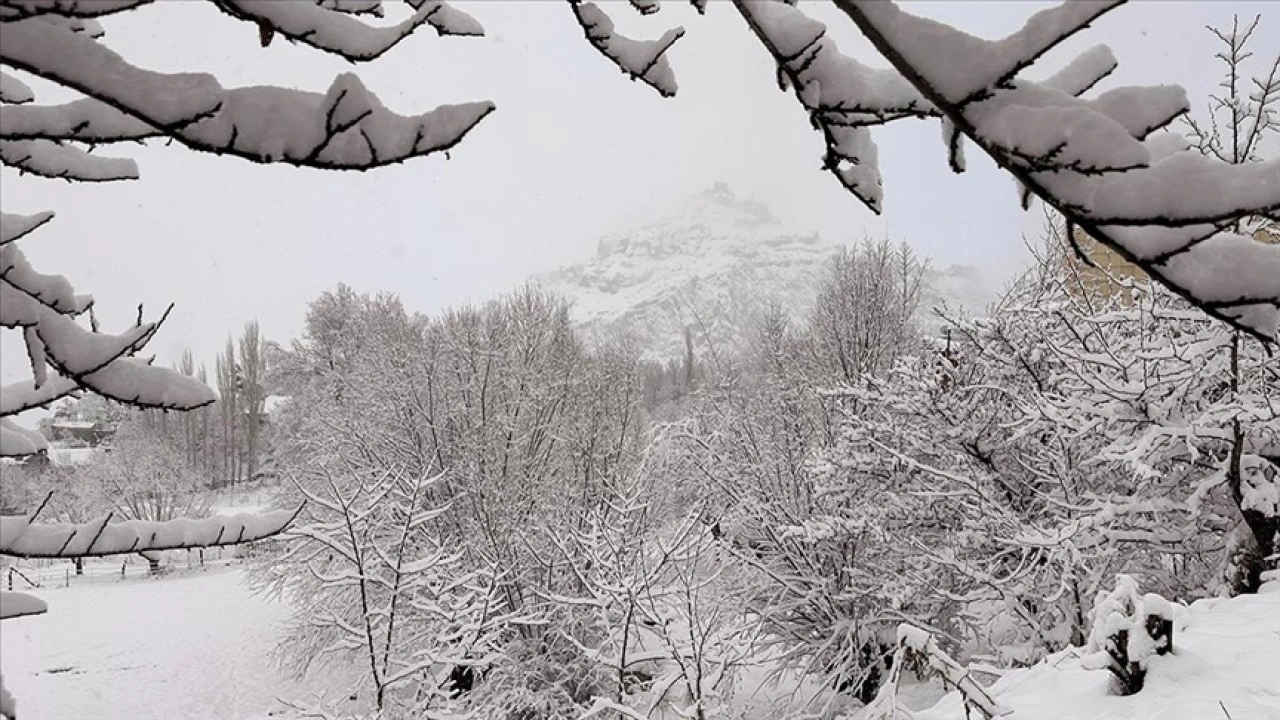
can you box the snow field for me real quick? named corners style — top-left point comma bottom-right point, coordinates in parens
top-left (2, 566), bottom-right (347, 720)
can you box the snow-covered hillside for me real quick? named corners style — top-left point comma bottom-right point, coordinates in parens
top-left (534, 183), bottom-right (993, 360)
top-left (534, 182), bottom-right (833, 360)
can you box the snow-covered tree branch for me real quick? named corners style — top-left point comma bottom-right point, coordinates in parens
top-left (1, 212), bottom-right (216, 456)
top-left (567, 0), bottom-right (684, 98)
top-left (820, 0), bottom-right (1279, 342)
top-left (0, 496), bottom-right (301, 560)
top-left (0, 18), bottom-right (493, 169)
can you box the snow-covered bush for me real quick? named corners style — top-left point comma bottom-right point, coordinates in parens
top-left (864, 623), bottom-right (1008, 720)
top-left (1081, 575), bottom-right (1174, 696)
top-left (528, 480), bottom-right (756, 720)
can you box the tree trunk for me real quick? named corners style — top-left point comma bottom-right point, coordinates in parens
top-left (1224, 333), bottom-right (1279, 590)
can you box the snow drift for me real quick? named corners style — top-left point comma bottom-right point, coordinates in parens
top-left (905, 576), bottom-right (1280, 720)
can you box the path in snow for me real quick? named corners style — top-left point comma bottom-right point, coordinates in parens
top-left (2, 565), bottom-right (342, 720)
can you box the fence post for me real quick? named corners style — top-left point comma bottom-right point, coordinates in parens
top-left (65, 568), bottom-right (70, 588)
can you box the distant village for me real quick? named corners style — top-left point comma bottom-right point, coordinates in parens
top-left (5, 393), bottom-right (290, 472)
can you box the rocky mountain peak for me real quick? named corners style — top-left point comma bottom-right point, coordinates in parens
top-left (536, 186), bottom-right (993, 360)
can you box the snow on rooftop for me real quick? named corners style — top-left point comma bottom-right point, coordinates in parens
top-left (47, 446), bottom-right (97, 466)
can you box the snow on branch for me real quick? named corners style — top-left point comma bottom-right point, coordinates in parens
top-left (1, 221), bottom-right (217, 411)
top-left (0, 417), bottom-right (48, 456)
top-left (33, 310), bottom-right (155, 376)
top-left (893, 624), bottom-right (1011, 718)
top-left (1040, 44), bottom-right (1117, 96)
top-left (0, 138), bottom-right (139, 181)
top-left (0, 0), bottom-right (151, 20)
top-left (0, 211), bottom-right (53, 246)
top-left (20, 12), bottom-right (104, 38)
top-left (1045, 153), bottom-right (1280, 224)
top-left (0, 376), bottom-right (77, 417)
top-left (0, 277), bottom-right (53, 327)
top-left (317, 0), bottom-right (386, 18)
top-left (733, 2), bottom-right (1119, 214)
top-left (568, 0), bottom-right (684, 98)
top-left (0, 16), bottom-right (495, 169)
top-left (209, 0), bottom-right (483, 63)
top-left (0, 499), bottom-right (303, 559)
top-left (0, 71), bottom-right (34, 104)
top-left (628, 0), bottom-right (660, 17)
top-left (28, 305), bottom-right (216, 410)
top-left (734, 0), bottom-right (933, 212)
top-left (832, 0), bottom-right (1280, 342)
top-left (0, 97), bottom-right (157, 143)
top-left (76, 356), bottom-right (220, 410)
top-left (844, 0), bottom-right (1121, 106)
top-left (405, 0), bottom-right (484, 37)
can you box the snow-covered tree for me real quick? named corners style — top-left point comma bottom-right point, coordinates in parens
top-left (809, 238), bottom-right (928, 382)
top-left (807, 221), bottom-right (1277, 677)
top-left (260, 285), bottom-right (660, 715)
top-left (650, 269), bottom-right (940, 703)
top-left (84, 423), bottom-right (217, 573)
top-left (256, 466), bottom-right (508, 716)
top-left (238, 322), bottom-right (267, 484)
top-left (1029, 237), bottom-right (1278, 594)
top-left (519, 475), bottom-right (756, 720)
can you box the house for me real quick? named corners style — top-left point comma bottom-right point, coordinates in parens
top-left (47, 419), bottom-right (115, 447)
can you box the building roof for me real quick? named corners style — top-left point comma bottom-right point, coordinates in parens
top-left (48, 446), bottom-right (98, 466)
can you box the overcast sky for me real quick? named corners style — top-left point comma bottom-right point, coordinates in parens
top-left (3, 0), bottom-right (1277, 409)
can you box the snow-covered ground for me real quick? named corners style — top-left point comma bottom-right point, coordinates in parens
top-left (911, 582), bottom-right (1280, 720)
top-left (3, 562), bottom-right (1278, 720)
top-left (1, 565), bottom-right (340, 720)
